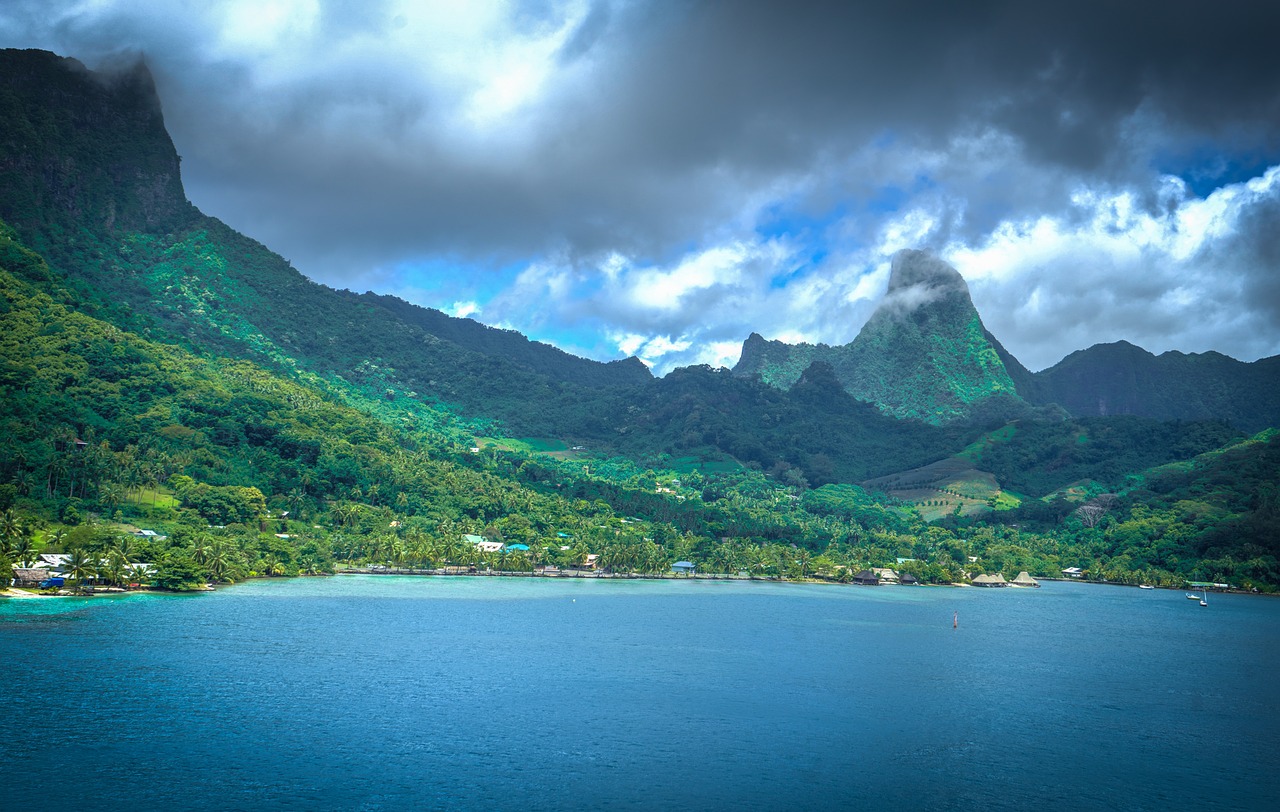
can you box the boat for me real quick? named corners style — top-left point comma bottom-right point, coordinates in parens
top-left (1200, 588), bottom-right (1208, 607)
top-left (1186, 592), bottom-right (1201, 599)
top-left (1139, 584), bottom-right (1155, 589)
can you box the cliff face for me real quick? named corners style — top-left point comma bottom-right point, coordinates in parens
top-left (0, 49), bottom-right (194, 240)
top-left (0, 48), bottom-right (651, 428)
top-left (735, 250), bottom-right (1031, 425)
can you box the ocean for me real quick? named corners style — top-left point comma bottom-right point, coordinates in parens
top-left (2, 576), bottom-right (1277, 810)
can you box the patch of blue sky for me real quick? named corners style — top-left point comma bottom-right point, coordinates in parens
top-left (519, 323), bottom-right (615, 360)
top-left (388, 256), bottom-right (525, 309)
top-left (1153, 146), bottom-right (1279, 198)
top-left (756, 200), bottom-right (848, 241)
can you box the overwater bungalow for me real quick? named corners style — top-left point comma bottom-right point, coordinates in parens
top-left (1011, 571), bottom-right (1040, 588)
top-left (971, 573), bottom-right (1008, 587)
top-left (899, 573), bottom-right (920, 585)
top-left (852, 570), bottom-right (880, 585)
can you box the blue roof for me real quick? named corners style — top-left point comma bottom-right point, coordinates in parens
top-left (503, 544), bottom-right (530, 551)
top-left (673, 561), bottom-right (695, 568)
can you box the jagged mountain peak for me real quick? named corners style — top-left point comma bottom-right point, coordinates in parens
top-left (735, 251), bottom-right (1029, 425)
top-left (885, 249), bottom-right (969, 297)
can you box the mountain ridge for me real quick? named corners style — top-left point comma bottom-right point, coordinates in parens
top-left (734, 253), bottom-right (1279, 431)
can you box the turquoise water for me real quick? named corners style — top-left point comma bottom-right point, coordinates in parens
top-left (2, 577), bottom-right (1277, 810)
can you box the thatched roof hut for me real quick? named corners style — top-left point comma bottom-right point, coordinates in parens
top-left (899, 572), bottom-right (920, 585)
top-left (971, 573), bottom-right (1008, 587)
top-left (11, 568), bottom-right (49, 586)
top-left (1011, 571), bottom-right (1040, 587)
top-left (853, 570), bottom-right (880, 585)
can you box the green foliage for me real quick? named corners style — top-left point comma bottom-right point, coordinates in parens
top-left (0, 49), bottom-right (1277, 596)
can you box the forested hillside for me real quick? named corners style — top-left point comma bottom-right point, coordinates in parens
top-left (2, 47), bottom-right (1278, 593)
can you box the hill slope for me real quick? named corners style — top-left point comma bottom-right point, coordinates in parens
top-left (0, 49), bottom-right (651, 440)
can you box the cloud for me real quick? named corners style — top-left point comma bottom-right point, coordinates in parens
top-left (948, 167), bottom-right (1280, 370)
top-left (2, 0), bottom-right (1279, 373)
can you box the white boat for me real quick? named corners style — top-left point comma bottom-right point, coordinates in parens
top-left (1139, 584), bottom-right (1155, 590)
top-left (1200, 589), bottom-right (1208, 607)
top-left (1186, 592), bottom-right (1201, 600)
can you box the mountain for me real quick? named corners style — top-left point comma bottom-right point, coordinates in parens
top-left (3, 47), bottom-right (1280, 591)
top-left (0, 49), bottom-right (650, 439)
top-left (735, 250), bottom-right (1280, 432)
top-left (1032, 341), bottom-right (1280, 432)
top-left (735, 250), bottom-right (1036, 424)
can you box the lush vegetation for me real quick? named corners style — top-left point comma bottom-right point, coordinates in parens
top-left (2, 49), bottom-right (1278, 597)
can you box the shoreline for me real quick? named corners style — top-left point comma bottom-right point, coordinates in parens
top-left (332, 566), bottom-right (959, 588)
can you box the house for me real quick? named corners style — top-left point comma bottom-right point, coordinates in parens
top-left (465, 534), bottom-right (503, 553)
top-left (1011, 571), bottom-right (1040, 588)
top-left (11, 568), bottom-right (49, 586)
top-left (503, 544), bottom-right (530, 552)
top-left (872, 567), bottom-right (899, 584)
top-left (899, 572), bottom-right (920, 585)
top-left (38, 553), bottom-right (70, 573)
top-left (672, 561), bottom-right (695, 575)
top-left (852, 570), bottom-right (880, 585)
top-left (972, 573), bottom-right (1008, 587)
top-left (1061, 567), bottom-right (1084, 578)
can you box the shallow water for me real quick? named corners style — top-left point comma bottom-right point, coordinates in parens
top-left (2, 577), bottom-right (1277, 810)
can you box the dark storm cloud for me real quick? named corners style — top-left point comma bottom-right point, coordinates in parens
top-left (7, 0), bottom-right (1278, 272)
top-left (2, 0), bottom-right (1279, 370)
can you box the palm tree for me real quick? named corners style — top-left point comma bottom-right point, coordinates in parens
top-left (13, 534), bottom-right (37, 568)
top-left (286, 488), bottom-right (306, 520)
top-left (99, 553), bottom-right (127, 588)
top-left (99, 482), bottom-right (124, 514)
top-left (63, 549), bottom-right (97, 588)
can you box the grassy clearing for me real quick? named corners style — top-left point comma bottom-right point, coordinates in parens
top-left (123, 487), bottom-right (179, 508)
top-left (476, 437), bottom-right (589, 460)
top-left (667, 456), bottom-right (742, 475)
top-left (955, 422), bottom-right (1018, 463)
top-left (862, 456), bottom-right (1019, 521)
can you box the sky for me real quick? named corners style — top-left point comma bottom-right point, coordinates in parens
top-left (3, 0), bottom-right (1280, 373)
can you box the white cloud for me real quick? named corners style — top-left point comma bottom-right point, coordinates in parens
top-left (447, 300), bottom-right (480, 319)
top-left (947, 165), bottom-right (1280, 370)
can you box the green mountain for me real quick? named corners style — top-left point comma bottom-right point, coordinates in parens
top-left (1032, 341), bottom-right (1280, 432)
top-left (735, 250), bottom-right (1035, 424)
top-left (0, 49), bottom-right (650, 441)
top-left (734, 250), bottom-right (1280, 432)
top-left (2, 47), bottom-right (1278, 591)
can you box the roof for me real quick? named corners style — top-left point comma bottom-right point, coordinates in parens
top-left (1012, 571), bottom-right (1039, 585)
top-left (672, 561), bottom-right (695, 568)
top-left (972, 573), bottom-right (1008, 586)
top-left (462, 534), bottom-right (486, 544)
top-left (503, 544), bottom-right (530, 551)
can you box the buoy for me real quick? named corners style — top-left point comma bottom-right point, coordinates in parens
top-left (953, 611), bottom-right (958, 629)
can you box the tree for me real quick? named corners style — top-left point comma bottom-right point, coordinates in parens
top-left (62, 548), bottom-right (97, 588)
